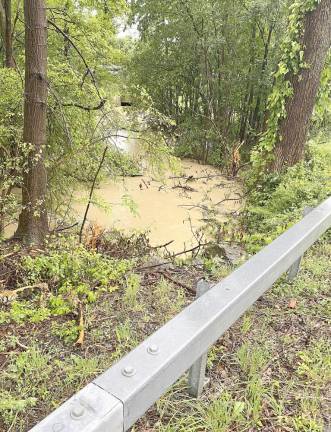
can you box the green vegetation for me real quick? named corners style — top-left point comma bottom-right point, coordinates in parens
top-left (0, 0), bottom-right (330, 431)
top-left (137, 241), bottom-right (331, 432)
top-left (251, 0), bottom-right (321, 172)
top-left (244, 142), bottom-right (331, 252)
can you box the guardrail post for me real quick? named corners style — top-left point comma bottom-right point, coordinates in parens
top-left (287, 207), bottom-right (313, 281)
top-left (188, 279), bottom-right (211, 398)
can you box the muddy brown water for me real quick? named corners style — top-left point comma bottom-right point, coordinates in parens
top-left (5, 132), bottom-right (242, 253)
top-left (74, 129), bottom-right (241, 252)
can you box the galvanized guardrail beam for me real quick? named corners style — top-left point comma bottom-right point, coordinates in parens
top-left (188, 278), bottom-right (211, 398)
top-left (30, 197), bottom-right (331, 432)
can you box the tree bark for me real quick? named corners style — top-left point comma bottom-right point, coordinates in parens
top-left (0, 0), bottom-right (15, 68)
top-left (4, 0), bottom-right (14, 67)
top-left (16, 0), bottom-right (48, 244)
top-left (272, 0), bottom-right (331, 172)
top-left (0, 0), bottom-right (14, 237)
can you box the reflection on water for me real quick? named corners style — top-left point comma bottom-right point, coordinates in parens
top-left (74, 130), bottom-right (241, 252)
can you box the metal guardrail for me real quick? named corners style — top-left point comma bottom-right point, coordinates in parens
top-left (30, 197), bottom-right (331, 432)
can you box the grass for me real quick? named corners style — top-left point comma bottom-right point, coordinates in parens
top-left (134, 240), bottom-right (330, 432)
top-left (0, 237), bottom-right (330, 431)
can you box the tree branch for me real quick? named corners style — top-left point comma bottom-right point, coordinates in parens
top-left (47, 18), bottom-right (103, 101)
top-left (79, 146), bottom-right (108, 243)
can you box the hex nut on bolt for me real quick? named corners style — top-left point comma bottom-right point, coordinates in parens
top-left (122, 366), bottom-right (136, 377)
top-left (70, 404), bottom-right (85, 419)
top-left (147, 344), bottom-right (159, 355)
top-left (52, 424), bottom-right (65, 432)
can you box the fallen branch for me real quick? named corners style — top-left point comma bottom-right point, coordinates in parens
top-left (15, 339), bottom-right (29, 350)
top-left (0, 283), bottom-right (48, 303)
top-left (151, 240), bottom-right (174, 250)
top-left (215, 187), bottom-right (253, 206)
top-left (156, 270), bottom-right (196, 295)
top-left (169, 174), bottom-right (225, 181)
top-left (136, 242), bottom-right (210, 271)
top-left (75, 302), bottom-right (85, 345)
top-left (0, 250), bottom-right (19, 261)
top-left (172, 184), bottom-right (197, 192)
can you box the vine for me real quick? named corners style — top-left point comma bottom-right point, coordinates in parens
top-left (251, 0), bottom-right (320, 176)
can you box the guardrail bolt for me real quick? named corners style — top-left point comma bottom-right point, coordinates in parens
top-left (122, 365), bottom-right (136, 377)
top-left (147, 344), bottom-right (159, 355)
top-left (70, 404), bottom-right (85, 419)
top-left (52, 424), bottom-right (64, 432)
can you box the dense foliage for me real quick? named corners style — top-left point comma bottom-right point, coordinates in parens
top-left (251, 0), bottom-right (323, 174)
top-left (129, 0), bottom-right (287, 164)
top-left (0, 0), bottom-right (134, 234)
top-left (243, 142), bottom-right (331, 252)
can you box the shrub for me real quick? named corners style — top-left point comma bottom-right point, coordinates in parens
top-left (243, 143), bottom-right (330, 253)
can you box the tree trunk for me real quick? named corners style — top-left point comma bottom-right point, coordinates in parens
top-left (272, 0), bottom-right (331, 172)
top-left (0, 0), bottom-right (15, 67)
top-left (16, 0), bottom-right (48, 244)
top-left (4, 0), bottom-right (14, 67)
top-left (250, 24), bottom-right (273, 136)
top-left (0, 0), bottom-right (14, 236)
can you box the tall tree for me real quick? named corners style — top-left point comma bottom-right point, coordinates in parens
top-left (16, 0), bottom-right (49, 244)
top-left (0, 0), bottom-right (15, 67)
top-left (0, 0), bottom-right (15, 236)
top-left (272, 0), bottom-right (331, 172)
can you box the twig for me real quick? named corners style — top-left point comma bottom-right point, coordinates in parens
top-left (7, 412), bottom-right (18, 432)
top-left (136, 242), bottom-right (210, 271)
top-left (79, 146), bottom-right (108, 243)
top-left (166, 242), bottom-right (209, 259)
top-left (54, 222), bottom-right (79, 233)
top-left (157, 270), bottom-right (196, 295)
top-left (172, 184), bottom-right (197, 192)
top-left (215, 187), bottom-right (253, 206)
top-left (151, 240), bottom-right (174, 250)
top-left (0, 251), bottom-right (19, 260)
top-left (47, 19), bottom-right (103, 101)
top-left (62, 98), bottom-right (106, 111)
top-left (75, 302), bottom-right (85, 345)
top-left (16, 339), bottom-right (29, 350)
top-left (0, 283), bottom-right (48, 303)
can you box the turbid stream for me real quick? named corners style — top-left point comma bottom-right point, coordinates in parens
top-left (5, 131), bottom-right (241, 252)
top-left (73, 131), bottom-right (242, 253)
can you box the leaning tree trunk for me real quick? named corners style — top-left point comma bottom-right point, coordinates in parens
top-left (16, 0), bottom-right (48, 244)
top-left (272, 0), bottom-right (331, 172)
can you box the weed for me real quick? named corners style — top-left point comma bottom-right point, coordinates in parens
top-left (124, 273), bottom-right (141, 308)
top-left (297, 339), bottom-right (331, 385)
top-left (52, 320), bottom-right (80, 344)
top-left (112, 319), bottom-right (138, 360)
top-left (0, 392), bottom-right (37, 425)
top-left (236, 342), bottom-right (269, 377)
top-left (155, 277), bottom-right (172, 305)
top-left (241, 314), bottom-right (252, 335)
top-left (63, 355), bottom-right (100, 387)
top-left (204, 392), bottom-right (245, 432)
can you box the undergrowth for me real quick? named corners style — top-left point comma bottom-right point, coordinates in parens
top-left (0, 141), bottom-right (330, 431)
top-left (243, 143), bottom-right (330, 252)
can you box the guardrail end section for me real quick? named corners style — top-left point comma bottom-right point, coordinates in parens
top-left (28, 383), bottom-right (124, 432)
